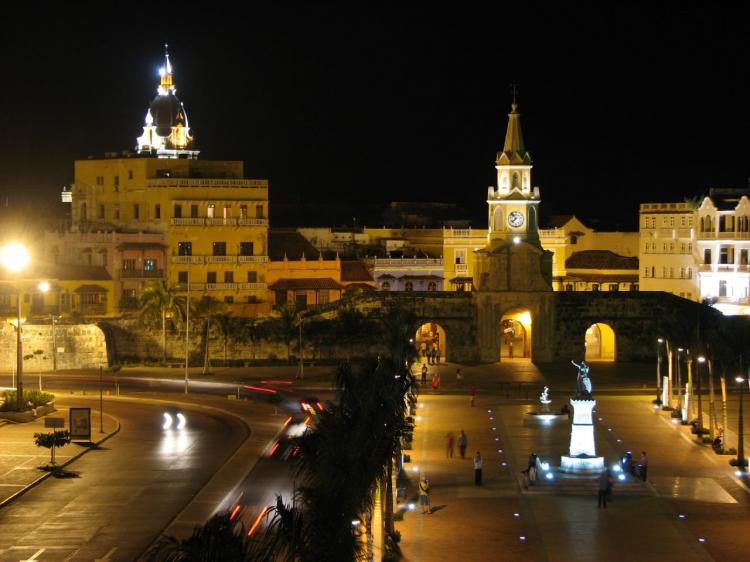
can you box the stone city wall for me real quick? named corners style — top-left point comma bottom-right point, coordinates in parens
top-left (0, 323), bottom-right (108, 372)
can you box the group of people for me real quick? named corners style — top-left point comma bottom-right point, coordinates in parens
top-left (420, 364), bottom-right (441, 389)
top-left (420, 431), bottom-right (483, 514)
top-left (620, 451), bottom-right (649, 482)
top-left (421, 345), bottom-right (441, 365)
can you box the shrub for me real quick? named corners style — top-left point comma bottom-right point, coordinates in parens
top-left (383, 553), bottom-right (399, 562)
top-left (671, 410), bottom-right (682, 419)
top-left (652, 399), bottom-right (662, 405)
top-left (1, 390), bottom-right (55, 412)
top-left (702, 437), bottom-right (713, 444)
top-left (661, 405), bottom-right (674, 411)
top-left (392, 530), bottom-right (402, 543)
top-left (727, 447), bottom-right (737, 455)
top-left (393, 511), bottom-right (404, 521)
top-left (107, 364), bottom-right (122, 373)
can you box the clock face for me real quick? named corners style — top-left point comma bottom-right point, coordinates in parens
top-left (508, 211), bottom-right (524, 228)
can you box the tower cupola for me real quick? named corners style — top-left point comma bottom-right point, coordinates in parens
top-left (136, 45), bottom-right (198, 159)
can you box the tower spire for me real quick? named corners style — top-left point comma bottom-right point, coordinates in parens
top-left (158, 43), bottom-right (175, 95)
top-left (497, 87), bottom-right (531, 166)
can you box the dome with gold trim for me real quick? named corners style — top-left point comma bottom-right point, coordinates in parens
top-left (136, 46), bottom-right (198, 158)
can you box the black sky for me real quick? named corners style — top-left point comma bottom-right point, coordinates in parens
top-left (1, 6), bottom-right (749, 229)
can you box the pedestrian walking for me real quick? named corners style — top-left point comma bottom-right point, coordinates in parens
top-left (432, 373), bottom-right (440, 390)
top-left (430, 347), bottom-right (436, 365)
top-left (639, 451), bottom-right (648, 482)
top-left (419, 476), bottom-right (432, 514)
top-left (598, 469), bottom-right (611, 509)
top-left (521, 452), bottom-right (538, 487)
top-left (458, 430), bottom-right (468, 459)
top-left (456, 367), bottom-right (463, 382)
top-left (445, 432), bottom-right (455, 458)
top-left (469, 386), bottom-right (476, 407)
top-left (436, 348), bottom-right (441, 364)
top-left (421, 364), bottom-right (428, 385)
top-left (474, 451), bottom-right (483, 485)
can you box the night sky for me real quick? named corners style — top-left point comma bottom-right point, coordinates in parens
top-left (2, 6), bottom-right (749, 229)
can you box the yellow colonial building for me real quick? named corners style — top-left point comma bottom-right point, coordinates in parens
top-left (65, 49), bottom-right (270, 313)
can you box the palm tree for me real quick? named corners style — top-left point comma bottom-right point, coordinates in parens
top-left (235, 317), bottom-right (267, 360)
top-left (213, 312), bottom-right (236, 365)
top-left (271, 303), bottom-right (300, 362)
top-left (194, 297), bottom-right (226, 375)
top-left (144, 512), bottom-right (274, 561)
top-left (139, 281), bottom-right (185, 362)
top-left (335, 305), bottom-right (373, 360)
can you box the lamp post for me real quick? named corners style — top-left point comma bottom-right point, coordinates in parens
top-left (676, 348), bottom-right (684, 418)
top-left (1, 243), bottom-right (30, 411)
top-left (737, 376), bottom-right (747, 472)
top-left (696, 356), bottom-right (705, 439)
top-left (656, 338), bottom-right (663, 403)
top-left (37, 281), bottom-right (59, 373)
top-left (185, 270), bottom-right (189, 395)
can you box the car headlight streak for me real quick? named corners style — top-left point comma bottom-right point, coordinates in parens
top-left (163, 411), bottom-right (187, 431)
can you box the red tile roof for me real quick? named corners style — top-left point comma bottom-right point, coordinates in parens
top-left (340, 260), bottom-right (373, 282)
top-left (269, 278), bottom-right (344, 290)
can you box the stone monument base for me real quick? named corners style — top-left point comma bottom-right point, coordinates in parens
top-left (560, 455), bottom-right (604, 474)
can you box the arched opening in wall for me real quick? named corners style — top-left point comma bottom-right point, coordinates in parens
top-left (500, 308), bottom-right (532, 360)
top-left (584, 323), bottom-right (616, 361)
top-left (415, 322), bottom-right (446, 364)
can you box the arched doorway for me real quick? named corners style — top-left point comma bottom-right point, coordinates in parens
top-left (415, 322), bottom-right (446, 364)
top-left (500, 308), bottom-right (532, 360)
top-left (584, 323), bottom-right (616, 361)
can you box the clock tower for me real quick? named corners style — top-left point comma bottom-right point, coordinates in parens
top-left (487, 100), bottom-right (540, 245)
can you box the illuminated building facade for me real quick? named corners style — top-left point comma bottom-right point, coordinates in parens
top-left (65, 49), bottom-right (270, 313)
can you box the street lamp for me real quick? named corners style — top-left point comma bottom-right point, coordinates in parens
top-left (656, 338), bottom-right (664, 403)
top-left (737, 376), bottom-right (747, 472)
top-left (696, 356), bottom-right (706, 438)
top-left (676, 348), bottom-right (684, 418)
top-left (1, 242), bottom-right (30, 411)
top-left (37, 281), bottom-right (59, 373)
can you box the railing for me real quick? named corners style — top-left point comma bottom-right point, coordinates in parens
top-left (177, 283), bottom-right (206, 291)
top-left (120, 269), bottom-right (164, 278)
top-left (206, 283), bottom-right (237, 291)
top-left (698, 264), bottom-right (750, 272)
top-left (237, 282), bottom-right (268, 290)
top-left (238, 218), bottom-right (269, 226)
top-left (696, 231), bottom-right (750, 240)
top-left (170, 218), bottom-right (205, 226)
top-left (205, 218), bottom-right (237, 226)
top-left (368, 258), bottom-right (443, 266)
top-left (206, 256), bottom-right (237, 264)
top-left (172, 256), bottom-right (205, 264)
top-left (147, 179), bottom-right (268, 189)
top-left (238, 255), bottom-right (269, 263)
top-left (30, 305), bottom-right (61, 316)
top-left (716, 296), bottom-right (750, 305)
top-left (455, 263), bottom-right (469, 274)
top-left (538, 228), bottom-right (565, 238)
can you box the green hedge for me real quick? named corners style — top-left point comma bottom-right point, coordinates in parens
top-left (1, 390), bottom-right (55, 412)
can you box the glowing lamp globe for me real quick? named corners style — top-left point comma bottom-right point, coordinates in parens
top-left (1, 243), bottom-right (30, 273)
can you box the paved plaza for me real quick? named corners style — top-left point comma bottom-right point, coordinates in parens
top-left (396, 376), bottom-right (750, 562)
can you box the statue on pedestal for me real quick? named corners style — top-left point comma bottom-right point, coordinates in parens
top-left (539, 386), bottom-right (551, 412)
top-left (571, 360), bottom-right (592, 398)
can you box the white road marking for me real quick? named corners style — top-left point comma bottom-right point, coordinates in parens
top-left (20, 548), bottom-right (45, 561)
top-left (94, 547), bottom-right (118, 561)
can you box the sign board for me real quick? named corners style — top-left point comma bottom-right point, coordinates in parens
top-left (57, 347), bottom-right (65, 353)
top-left (44, 417), bottom-right (65, 428)
top-left (69, 407), bottom-right (91, 440)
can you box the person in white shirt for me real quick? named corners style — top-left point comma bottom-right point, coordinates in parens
top-left (474, 451), bottom-right (483, 485)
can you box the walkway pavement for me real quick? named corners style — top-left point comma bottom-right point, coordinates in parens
top-left (0, 403), bottom-right (118, 506)
top-left (396, 388), bottom-right (750, 562)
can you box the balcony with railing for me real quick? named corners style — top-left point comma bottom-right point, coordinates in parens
top-left (206, 283), bottom-right (237, 291)
top-left (238, 218), bottom-right (269, 226)
top-left (368, 258), bottom-right (443, 266)
top-left (455, 263), bottom-right (469, 274)
top-left (237, 282), bottom-right (268, 290)
top-left (120, 268), bottom-right (164, 279)
top-left (205, 255), bottom-right (237, 264)
top-left (697, 230), bottom-right (750, 240)
top-left (147, 178), bottom-right (268, 189)
top-left (238, 255), bottom-right (269, 263)
top-left (699, 263), bottom-right (750, 273)
top-left (172, 255), bottom-right (205, 264)
top-left (170, 217), bottom-right (269, 227)
top-left (79, 303), bottom-right (107, 315)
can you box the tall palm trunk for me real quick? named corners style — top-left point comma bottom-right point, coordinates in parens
top-left (162, 309), bottom-right (167, 362)
top-left (384, 458), bottom-right (394, 535)
top-left (203, 316), bottom-right (211, 375)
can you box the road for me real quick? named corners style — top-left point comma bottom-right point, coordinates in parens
top-left (0, 398), bottom-right (247, 562)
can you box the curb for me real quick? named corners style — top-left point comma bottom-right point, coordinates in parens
top-left (0, 410), bottom-right (121, 510)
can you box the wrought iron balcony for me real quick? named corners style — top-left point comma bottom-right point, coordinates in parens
top-left (120, 268), bottom-right (164, 279)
